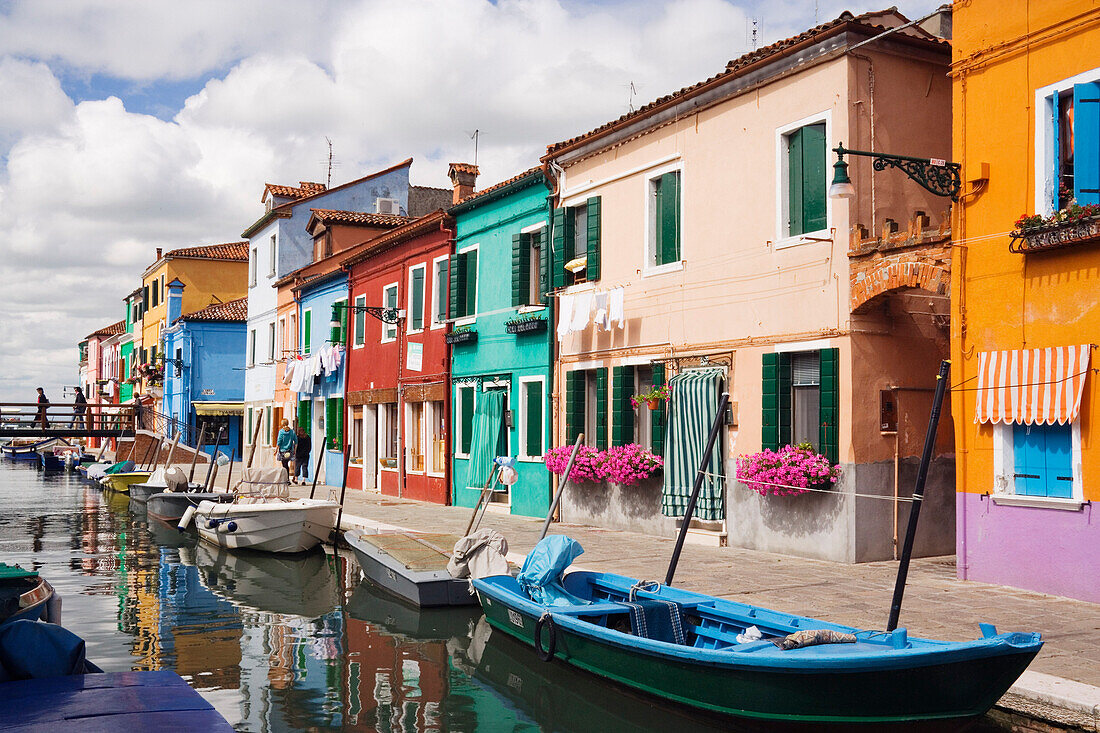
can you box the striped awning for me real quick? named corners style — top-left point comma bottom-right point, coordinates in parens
top-left (661, 368), bottom-right (725, 521)
top-left (974, 345), bottom-right (1091, 425)
top-left (193, 401), bottom-right (244, 416)
top-left (465, 390), bottom-right (505, 490)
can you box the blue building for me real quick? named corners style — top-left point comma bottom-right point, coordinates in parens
top-left (162, 279), bottom-right (247, 457)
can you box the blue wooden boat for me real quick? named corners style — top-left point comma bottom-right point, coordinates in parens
top-left (2, 439), bottom-right (61, 462)
top-left (472, 565), bottom-right (1043, 724)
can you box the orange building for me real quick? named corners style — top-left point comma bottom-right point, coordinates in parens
top-left (951, 0), bottom-right (1100, 602)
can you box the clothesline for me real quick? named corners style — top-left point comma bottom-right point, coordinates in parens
top-left (283, 343), bottom-right (344, 394)
top-left (558, 287), bottom-right (625, 341)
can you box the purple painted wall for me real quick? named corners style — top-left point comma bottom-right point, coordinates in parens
top-left (956, 492), bottom-right (1100, 603)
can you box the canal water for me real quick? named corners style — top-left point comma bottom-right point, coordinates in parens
top-left (1, 460), bottom-right (1018, 732)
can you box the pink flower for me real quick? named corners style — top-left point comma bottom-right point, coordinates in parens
top-left (735, 445), bottom-right (839, 497)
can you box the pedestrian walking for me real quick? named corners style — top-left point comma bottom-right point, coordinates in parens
top-left (70, 387), bottom-right (88, 429)
top-left (275, 419), bottom-right (296, 476)
top-left (35, 387), bottom-right (50, 429)
top-left (294, 426), bottom-right (311, 485)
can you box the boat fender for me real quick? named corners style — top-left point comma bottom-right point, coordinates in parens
top-left (225, 521), bottom-right (237, 533)
top-left (178, 506), bottom-right (196, 532)
top-left (534, 612), bottom-right (557, 663)
top-left (208, 519), bottom-right (219, 530)
top-left (45, 593), bottom-right (62, 625)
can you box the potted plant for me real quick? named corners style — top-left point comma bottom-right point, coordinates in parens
top-left (735, 443), bottom-right (840, 497)
top-left (630, 385), bottom-right (671, 410)
top-left (543, 444), bottom-right (604, 484)
top-left (504, 315), bottom-right (548, 334)
top-left (445, 325), bottom-right (478, 344)
top-left (1010, 196), bottom-right (1100, 253)
top-left (599, 443), bottom-right (663, 485)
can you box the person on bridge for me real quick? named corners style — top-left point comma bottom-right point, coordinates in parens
top-left (70, 387), bottom-right (88, 429)
top-left (35, 387), bottom-right (50, 429)
top-left (275, 419), bottom-right (296, 476)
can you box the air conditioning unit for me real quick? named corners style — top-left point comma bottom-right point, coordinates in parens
top-left (375, 198), bottom-right (400, 215)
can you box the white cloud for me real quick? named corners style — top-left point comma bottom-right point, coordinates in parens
top-left (0, 57), bottom-right (74, 149)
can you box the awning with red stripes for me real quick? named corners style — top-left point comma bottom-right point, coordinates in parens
top-left (974, 345), bottom-right (1092, 425)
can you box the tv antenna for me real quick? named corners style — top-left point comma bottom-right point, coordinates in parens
top-left (469, 129), bottom-right (479, 166)
top-left (321, 137), bottom-right (340, 187)
top-left (628, 81), bottom-right (638, 113)
top-left (750, 17), bottom-right (760, 50)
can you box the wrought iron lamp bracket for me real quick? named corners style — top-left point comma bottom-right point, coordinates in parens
top-left (334, 302), bottom-right (402, 324)
top-left (834, 144), bottom-right (961, 201)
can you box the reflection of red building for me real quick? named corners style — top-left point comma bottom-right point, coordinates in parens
top-left (342, 211), bottom-right (454, 502)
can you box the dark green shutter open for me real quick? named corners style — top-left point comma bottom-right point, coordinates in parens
top-left (778, 352), bottom-right (792, 446)
top-left (298, 400), bottom-right (311, 432)
top-left (611, 365), bottom-right (635, 446)
top-left (303, 310), bottom-right (312, 354)
top-left (551, 209), bottom-right (566, 291)
top-left (512, 232), bottom-right (529, 307)
top-left (338, 301), bottom-right (349, 343)
top-left (802, 123), bottom-right (827, 232)
top-left (566, 371), bottom-right (585, 444)
top-left (465, 250), bottom-right (478, 316)
top-left (325, 398), bottom-right (338, 450)
top-left (586, 197), bottom-right (601, 281)
top-left (658, 173), bottom-right (680, 265)
top-left (818, 348), bottom-right (839, 464)
top-left (411, 269), bottom-right (424, 329)
top-left (595, 368), bottom-right (608, 450)
top-left (449, 253), bottom-right (466, 319)
top-left (539, 226), bottom-right (550, 303)
top-left (788, 127), bottom-right (805, 236)
top-left (525, 380), bottom-right (543, 458)
top-left (651, 364), bottom-right (666, 455)
top-left (460, 387), bottom-right (474, 455)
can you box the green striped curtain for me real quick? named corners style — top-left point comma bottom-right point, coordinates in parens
top-left (465, 390), bottom-right (505, 489)
top-left (661, 368), bottom-right (725, 520)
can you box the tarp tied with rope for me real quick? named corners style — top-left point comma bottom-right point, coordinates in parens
top-left (661, 368), bottom-right (725, 520)
top-left (465, 389), bottom-right (505, 489)
top-left (974, 345), bottom-right (1091, 425)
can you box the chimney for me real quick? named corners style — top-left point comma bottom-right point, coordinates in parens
top-left (448, 163), bottom-right (480, 204)
top-left (156, 247), bottom-right (163, 260)
top-left (166, 278), bottom-right (185, 324)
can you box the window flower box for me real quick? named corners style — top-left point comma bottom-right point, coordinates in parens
top-left (735, 444), bottom-right (840, 497)
top-left (504, 316), bottom-right (547, 335)
top-left (1010, 207), bottom-right (1100, 254)
top-left (445, 326), bottom-right (478, 345)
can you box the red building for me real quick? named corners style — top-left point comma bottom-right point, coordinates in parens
top-left (342, 211), bottom-right (455, 503)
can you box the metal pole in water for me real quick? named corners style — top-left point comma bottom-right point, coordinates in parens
top-left (332, 445), bottom-right (352, 546)
top-left (887, 360), bottom-right (950, 632)
top-left (224, 447), bottom-right (236, 492)
top-left (665, 391), bottom-right (730, 587)
top-left (188, 422), bottom-right (207, 483)
top-left (539, 434), bottom-right (584, 542)
top-left (464, 464), bottom-right (501, 537)
top-left (203, 427), bottom-right (224, 491)
top-left (309, 449), bottom-right (325, 500)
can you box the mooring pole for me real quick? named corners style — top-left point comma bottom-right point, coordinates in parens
top-left (188, 422), bottom-right (208, 483)
top-left (224, 447), bottom-right (236, 492)
top-left (539, 434), bottom-right (584, 541)
top-left (665, 391), bottom-right (729, 587)
top-left (203, 427), bottom-right (224, 491)
top-left (887, 360), bottom-right (951, 632)
top-left (332, 445), bottom-right (352, 546)
top-left (309, 448), bottom-right (325, 500)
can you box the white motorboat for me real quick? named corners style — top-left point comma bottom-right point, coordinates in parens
top-left (182, 466), bottom-right (339, 554)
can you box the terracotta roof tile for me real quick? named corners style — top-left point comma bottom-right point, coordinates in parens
top-left (451, 166), bottom-right (545, 208)
top-left (87, 320), bottom-right (125, 339)
top-left (181, 297), bottom-right (248, 322)
top-left (543, 8), bottom-right (944, 159)
top-left (308, 209), bottom-right (413, 227)
top-left (165, 241), bottom-right (249, 261)
top-left (448, 162), bottom-right (480, 175)
top-left (263, 181), bottom-right (327, 202)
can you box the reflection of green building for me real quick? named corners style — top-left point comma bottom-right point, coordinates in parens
top-left (449, 168), bottom-right (554, 518)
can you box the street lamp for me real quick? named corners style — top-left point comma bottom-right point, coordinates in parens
top-left (829, 143), bottom-right (961, 201)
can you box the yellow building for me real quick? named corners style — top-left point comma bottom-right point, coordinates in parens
top-left (137, 242), bottom-right (249, 411)
top-left (951, 0), bottom-right (1100, 602)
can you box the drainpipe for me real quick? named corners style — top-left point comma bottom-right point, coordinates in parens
top-left (545, 160), bottom-right (565, 515)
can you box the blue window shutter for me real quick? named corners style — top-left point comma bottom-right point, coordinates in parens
top-left (1045, 423), bottom-right (1073, 498)
top-left (1052, 89), bottom-right (1061, 211)
top-left (1074, 82), bottom-right (1100, 206)
top-left (1013, 425), bottom-right (1048, 496)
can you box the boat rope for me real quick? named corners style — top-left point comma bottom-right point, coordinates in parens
top-left (534, 612), bottom-right (557, 663)
top-left (629, 579), bottom-right (661, 602)
top-left (697, 472), bottom-right (918, 502)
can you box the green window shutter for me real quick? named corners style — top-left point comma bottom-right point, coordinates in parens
top-left (586, 197), bottom-right (601, 281)
top-left (778, 352), bottom-right (792, 447)
top-left (511, 232), bottom-right (529, 307)
top-left (524, 380), bottom-right (543, 457)
top-left (465, 250), bottom-right (478, 317)
top-left (338, 300), bottom-right (349, 343)
top-left (325, 398), bottom-right (338, 450)
top-left (594, 368), bottom-right (608, 450)
top-left (449, 254), bottom-right (465, 319)
top-left (411, 269), bottom-right (425, 330)
top-left (334, 397), bottom-right (345, 450)
top-left (818, 348), bottom-right (839, 464)
top-left (659, 172), bottom-right (680, 265)
top-left (611, 366), bottom-right (635, 447)
top-left (303, 310), bottom-right (312, 355)
top-left (539, 226), bottom-right (550, 304)
top-left (802, 123), bottom-right (827, 232)
top-left (298, 400), bottom-right (311, 432)
top-left (566, 371), bottom-right (585, 444)
top-left (788, 127), bottom-right (805, 236)
top-left (551, 209), bottom-right (566, 291)
top-left (247, 408), bottom-right (253, 443)
top-left (761, 353), bottom-right (779, 450)
top-left (651, 364), bottom-right (666, 455)
top-left (459, 387), bottom-right (474, 455)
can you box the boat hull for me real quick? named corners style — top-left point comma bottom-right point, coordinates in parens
top-left (101, 472), bottom-right (151, 494)
top-left (473, 572), bottom-right (1042, 724)
top-left (344, 529), bottom-right (477, 608)
top-left (147, 491), bottom-right (233, 521)
top-left (194, 499), bottom-right (339, 554)
top-left (129, 481), bottom-right (203, 505)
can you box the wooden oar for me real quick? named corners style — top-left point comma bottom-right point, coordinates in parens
top-left (539, 434), bottom-right (584, 542)
top-left (887, 360), bottom-right (950, 632)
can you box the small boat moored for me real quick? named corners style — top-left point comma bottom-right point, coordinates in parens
top-left (0, 564), bottom-right (58, 626)
top-left (344, 529), bottom-right (480, 608)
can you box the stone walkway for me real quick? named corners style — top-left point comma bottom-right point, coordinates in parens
top-left (293, 483), bottom-right (1100, 693)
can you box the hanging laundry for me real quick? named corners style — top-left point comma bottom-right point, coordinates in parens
top-left (569, 292), bottom-right (593, 334)
top-left (608, 287), bottom-right (625, 329)
top-left (282, 359), bottom-right (295, 385)
top-left (593, 292), bottom-right (610, 330)
top-left (557, 293), bottom-right (575, 341)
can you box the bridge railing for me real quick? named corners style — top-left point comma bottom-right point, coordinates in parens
top-left (0, 402), bottom-right (136, 434)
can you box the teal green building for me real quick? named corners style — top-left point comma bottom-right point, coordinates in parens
top-left (119, 288), bottom-right (142, 404)
top-left (449, 169), bottom-right (553, 518)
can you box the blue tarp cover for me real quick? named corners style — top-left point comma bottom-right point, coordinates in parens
top-left (517, 535), bottom-right (589, 607)
top-left (0, 620), bottom-right (99, 683)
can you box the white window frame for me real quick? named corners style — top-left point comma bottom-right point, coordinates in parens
top-left (430, 255), bottom-right (449, 330)
top-left (302, 308), bottom-right (312, 355)
top-left (454, 243), bottom-right (479, 327)
top-left (247, 329), bottom-right (256, 367)
top-left (454, 380), bottom-right (476, 459)
top-left (640, 160), bottom-right (685, 277)
top-left (426, 399), bottom-right (446, 476)
top-left (521, 221), bottom-right (548, 308)
top-left (250, 247), bottom-right (258, 286)
top-left (275, 318), bottom-right (284, 360)
top-left (517, 375), bottom-right (546, 462)
top-left (405, 400), bottom-right (426, 474)
top-left (267, 321), bottom-right (275, 362)
top-left (353, 294), bottom-right (367, 348)
top-left (1034, 67), bottom-right (1100, 216)
top-left (269, 234), bottom-right (277, 277)
top-left (991, 421), bottom-right (1084, 509)
top-left (774, 109), bottom-right (833, 249)
top-left (381, 283), bottom-right (399, 342)
top-left (378, 402), bottom-right (399, 472)
top-left (407, 262), bottom-right (427, 335)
